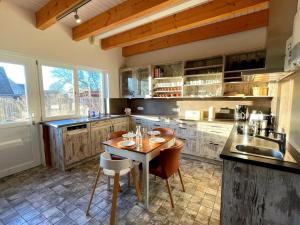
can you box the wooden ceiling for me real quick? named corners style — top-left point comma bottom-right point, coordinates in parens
top-left (34, 0), bottom-right (270, 57)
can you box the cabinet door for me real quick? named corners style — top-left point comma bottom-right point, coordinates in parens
top-left (136, 67), bottom-right (151, 97)
top-left (114, 122), bottom-right (129, 132)
top-left (175, 126), bottom-right (188, 139)
top-left (184, 139), bottom-right (198, 156)
top-left (91, 125), bottom-right (111, 155)
top-left (64, 129), bottom-right (91, 165)
top-left (120, 69), bottom-right (136, 97)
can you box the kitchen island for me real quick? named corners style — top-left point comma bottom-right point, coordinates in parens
top-left (220, 124), bottom-right (300, 225)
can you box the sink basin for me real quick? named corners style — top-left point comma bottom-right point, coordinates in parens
top-left (234, 145), bottom-right (283, 160)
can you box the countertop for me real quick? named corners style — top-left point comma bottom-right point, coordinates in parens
top-left (220, 123), bottom-right (300, 174)
top-left (43, 115), bottom-right (127, 128)
top-left (131, 114), bottom-right (234, 125)
top-left (43, 114), bottom-right (234, 128)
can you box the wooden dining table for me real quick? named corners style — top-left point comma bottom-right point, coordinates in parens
top-left (102, 135), bottom-right (176, 209)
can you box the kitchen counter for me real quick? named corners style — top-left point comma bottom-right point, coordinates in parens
top-left (220, 122), bottom-right (300, 174)
top-left (43, 115), bottom-right (127, 128)
top-left (131, 114), bottom-right (234, 124)
top-left (43, 114), bottom-right (234, 128)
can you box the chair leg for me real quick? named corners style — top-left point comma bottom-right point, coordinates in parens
top-left (139, 168), bottom-right (143, 190)
top-left (127, 173), bottom-right (131, 186)
top-left (107, 176), bottom-right (111, 190)
top-left (118, 182), bottom-right (122, 192)
top-left (131, 168), bottom-right (142, 202)
top-left (178, 168), bottom-right (185, 192)
top-left (165, 179), bottom-right (175, 208)
top-left (86, 167), bottom-right (101, 216)
top-left (110, 173), bottom-right (120, 225)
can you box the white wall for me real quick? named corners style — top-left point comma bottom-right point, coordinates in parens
top-left (125, 27), bottom-right (267, 67)
top-left (0, 1), bottom-right (124, 98)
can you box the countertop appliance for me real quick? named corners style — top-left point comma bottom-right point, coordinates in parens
top-left (234, 105), bottom-right (248, 121)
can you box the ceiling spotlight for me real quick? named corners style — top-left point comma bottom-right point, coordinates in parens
top-left (74, 10), bottom-right (81, 24)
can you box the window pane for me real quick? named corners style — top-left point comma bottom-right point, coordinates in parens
top-left (41, 66), bottom-right (75, 117)
top-left (78, 69), bottom-right (103, 116)
top-left (0, 62), bottom-right (28, 123)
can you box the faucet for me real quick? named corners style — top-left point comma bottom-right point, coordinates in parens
top-left (255, 131), bottom-right (287, 155)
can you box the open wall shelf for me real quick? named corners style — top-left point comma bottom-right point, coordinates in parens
top-left (120, 49), bottom-right (279, 99)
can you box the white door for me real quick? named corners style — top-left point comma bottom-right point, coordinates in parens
top-left (0, 52), bottom-right (41, 178)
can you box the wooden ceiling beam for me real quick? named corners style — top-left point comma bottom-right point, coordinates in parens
top-left (102, 0), bottom-right (269, 50)
top-left (72, 0), bottom-right (184, 41)
top-left (36, 0), bottom-right (82, 30)
top-left (122, 9), bottom-right (269, 57)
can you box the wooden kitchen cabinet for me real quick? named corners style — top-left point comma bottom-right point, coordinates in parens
top-left (91, 117), bottom-right (129, 155)
top-left (129, 116), bottom-right (233, 161)
top-left (49, 123), bottom-right (91, 171)
top-left (113, 117), bottom-right (129, 131)
top-left (91, 121), bottom-right (111, 155)
top-left (49, 117), bottom-right (130, 171)
top-left (62, 126), bottom-right (91, 166)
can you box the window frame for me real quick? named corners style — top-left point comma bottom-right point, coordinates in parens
top-left (38, 61), bottom-right (109, 121)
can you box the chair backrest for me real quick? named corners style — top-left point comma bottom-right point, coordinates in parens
top-left (159, 139), bottom-right (184, 178)
top-left (153, 127), bottom-right (175, 136)
top-left (107, 130), bottom-right (128, 140)
top-left (100, 152), bottom-right (131, 172)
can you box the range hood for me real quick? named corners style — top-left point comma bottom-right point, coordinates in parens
top-left (242, 0), bottom-right (298, 77)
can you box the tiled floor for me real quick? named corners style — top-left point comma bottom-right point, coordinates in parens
top-left (0, 158), bottom-right (222, 225)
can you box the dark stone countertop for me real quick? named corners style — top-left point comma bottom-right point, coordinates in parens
top-left (220, 123), bottom-right (300, 174)
top-left (43, 115), bottom-right (127, 128)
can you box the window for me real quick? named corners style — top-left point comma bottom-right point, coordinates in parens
top-left (0, 62), bottom-right (28, 123)
top-left (41, 65), bottom-right (75, 117)
top-left (78, 69), bottom-right (105, 116)
top-left (40, 63), bottom-right (108, 119)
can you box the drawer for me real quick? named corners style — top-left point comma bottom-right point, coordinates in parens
top-left (91, 120), bottom-right (111, 128)
top-left (111, 117), bottom-right (128, 124)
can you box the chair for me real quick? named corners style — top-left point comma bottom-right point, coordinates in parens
top-left (107, 130), bottom-right (128, 140)
top-left (153, 127), bottom-right (175, 136)
top-left (86, 152), bottom-right (142, 225)
top-left (149, 139), bottom-right (185, 208)
top-left (106, 130), bottom-right (132, 187)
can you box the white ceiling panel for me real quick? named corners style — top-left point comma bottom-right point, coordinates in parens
top-left (9, 0), bottom-right (126, 27)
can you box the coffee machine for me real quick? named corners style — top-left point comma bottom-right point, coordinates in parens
top-left (234, 105), bottom-right (248, 121)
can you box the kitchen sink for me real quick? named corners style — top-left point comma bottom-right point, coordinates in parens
top-left (234, 145), bottom-right (284, 160)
